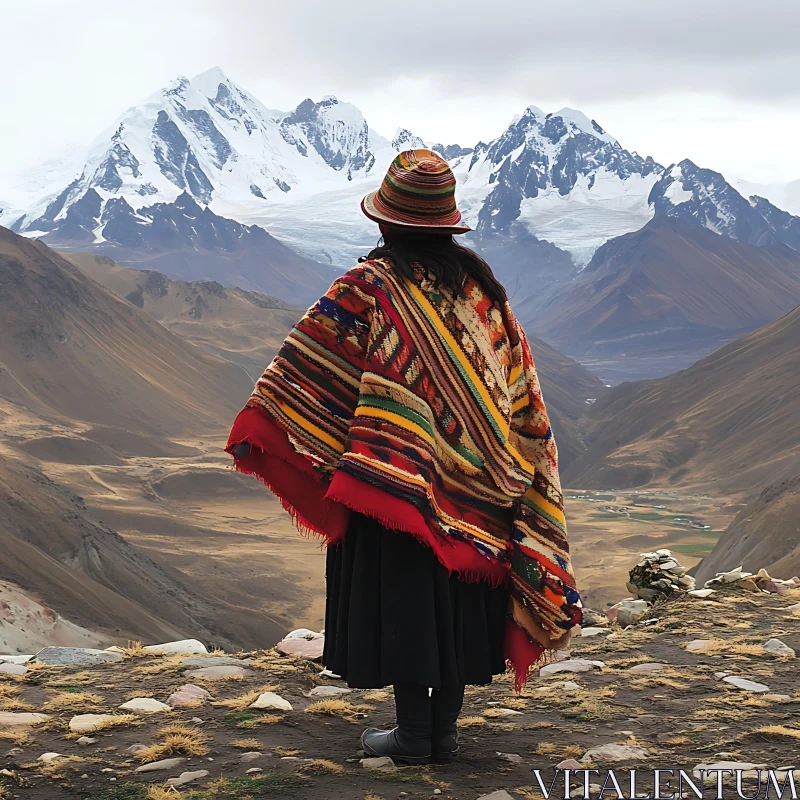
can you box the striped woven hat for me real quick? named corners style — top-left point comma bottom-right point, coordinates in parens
top-left (361, 149), bottom-right (470, 235)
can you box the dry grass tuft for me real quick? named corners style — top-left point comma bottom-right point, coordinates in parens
top-left (132, 657), bottom-right (185, 677)
top-left (0, 729), bottom-right (30, 746)
top-left (459, 716), bottom-right (487, 728)
top-left (122, 641), bottom-right (150, 658)
top-left (145, 787), bottom-right (180, 800)
top-left (45, 670), bottom-right (96, 687)
top-left (304, 699), bottom-right (359, 719)
top-left (43, 690), bottom-right (105, 712)
top-left (0, 698), bottom-right (33, 712)
top-left (212, 685), bottom-right (278, 711)
top-left (663, 736), bottom-right (691, 745)
top-left (361, 690), bottom-right (390, 703)
top-left (0, 684), bottom-right (20, 698)
top-left (755, 725), bottom-right (800, 740)
top-left (137, 723), bottom-right (212, 762)
top-left (34, 755), bottom-right (86, 778)
top-left (230, 738), bottom-right (263, 750)
top-left (273, 746), bottom-right (302, 757)
top-left (298, 758), bottom-right (345, 775)
top-left (503, 697), bottom-right (529, 710)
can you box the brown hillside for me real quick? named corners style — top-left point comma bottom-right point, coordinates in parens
top-left (66, 252), bottom-right (303, 378)
top-left (0, 227), bottom-right (251, 435)
top-left (695, 474), bottom-right (800, 583)
top-left (532, 219), bottom-right (800, 358)
top-left (565, 303), bottom-right (800, 495)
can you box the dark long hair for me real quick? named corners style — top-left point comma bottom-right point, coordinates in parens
top-left (364, 227), bottom-right (508, 306)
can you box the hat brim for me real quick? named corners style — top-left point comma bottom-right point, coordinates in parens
top-left (361, 191), bottom-right (471, 235)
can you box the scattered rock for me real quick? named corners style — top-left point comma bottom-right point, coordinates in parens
top-left (184, 665), bottom-right (249, 680)
top-left (488, 708), bottom-right (522, 716)
top-left (581, 743), bottom-right (650, 763)
top-left (766, 694), bottom-right (793, 702)
top-left (6, 748), bottom-right (24, 756)
top-left (688, 589), bottom-right (716, 598)
top-left (239, 752), bottom-right (266, 763)
top-left (167, 770), bottom-right (209, 787)
top-left (785, 603), bottom-right (800, 612)
top-left (580, 627), bottom-right (611, 638)
top-left (0, 664), bottom-right (27, 676)
top-left (134, 757), bottom-right (187, 773)
top-left (34, 647), bottom-right (122, 666)
top-left (181, 655), bottom-right (253, 667)
top-left (0, 712), bottom-right (49, 727)
top-left (0, 656), bottom-right (33, 665)
top-left (764, 639), bottom-right (796, 657)
top-left (37, 753), bottom-right (64, 763)
top-left (562, 681), bottom-right (582, 691)
top-left (479, 792), bottom-right (516, 800)
top-left (126, 744), bottom-right (149, 754)
top-left (68, 714), bottom-right (128, 733)
top-left (557, 758), bottom-right (584, 769)
top-left (308, 685), bottom-right (352, 697)
top-left (628, 662), bottom-right (666, 673)
top-left (249, 692), bottom-right (293, 711)
top-left (143, 639), bottom-right (208, 655)
top-left (361, 756), bottom-right (396, 770)
top-left (276, 637), bottom-right (324, 660)
top-left (284, 628), bottom-right (324, 640)
top-left (540, 659), bottom-right (604, 676)
top-left (118, 698), bottom-right (172, 713)
top-left (246, 767), bottom-right (263, 774)
top-left (319, 668), bottom-right (342, 679)
top-left (497, 752), bottom-right (522, 763)
top-left (167, 684), bottom-right (212, 708)
top-left (686, 639), bottom-right (712, 653)
top-left (76, 737), bottom-right (97, 746)
top-left (722, 676), bottom-right (771, 693)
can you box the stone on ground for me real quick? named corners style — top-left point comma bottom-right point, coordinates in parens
top-left (582, 743), bottom-right (650, 762)
top-left (686, 639), bottom-right (712, 653)
top-left (478, 792), bottom-right (516, 800)
top-left (167, 684), bottom-right (212, 707)
top-left (557, 758), bottom-right (584, 769)
top-left (0, 655), bottom-right (33, 664)
top-left (693, 761), bottom-right (768, 779)
top-left (0, 712), bottom-right (49, 726)
top-left (276, 636), bottom-right (324, 660)
top-left (167, 769), bottom-right (209, 786)
top-left (134, 757), bottom-right (187, 773)
top-left (308, 685), bottom-right (352, 697)
top-left (540, 659), bottom-right (604, 676)
top-left (76, 737), bottom-right (97, 746)
top-left (35, 647), bottom-right (122, 666)
top-left (688, 589), bottom-right (716, 598)
top-left (628, 662), bottom-right (666, 673)
top-left (118, 697), bottom-right (172, 713)
top-left (68, 714), bottom-right (128, 733)
top-left (239, 752), bottom-right (266, 762)
top-left (284, 628), bottom-right (324, 640)
top-left (37, 753), bottom-right (64, 763)
top-left (361, 756), bottom-right (396, 770)
top-left (246, 767), bottom-right (263, 774)
top-left (126, 744), bottom-right (149, 754)
top-left (249, 691), bottom-right (293, 711)
top-left (722, 676), bottom-right (771, 692)
top-left (143, 639), bottom-right (208, 655)
top-left (580, 627), bottom-right (611, 637)
top-left (0, 663), bottom-right (27, 676)
top-left (764, 638), bottom-right (795, 657)
top-left (184, 665), bottom-right (249, 680)
top-left (497, 752), bottom-right (522, 762)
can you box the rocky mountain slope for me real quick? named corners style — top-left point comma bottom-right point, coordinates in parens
top-left (565, 303), bottom-right (800, 495)
top-left (2, 582), bottom-right (800, 800)
top-left (531, 219), bottom-right (800, 359)
top-left (0, 225), bottom-right (251, 434)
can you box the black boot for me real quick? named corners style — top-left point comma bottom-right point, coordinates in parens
top-left (431, 684), bottom-right (464, 762)
top-left (361, 684), bottom-right (432, 765)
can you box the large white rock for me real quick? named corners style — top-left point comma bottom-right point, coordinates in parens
top-left (249, 692), bottom-right (293, 711)
top-left (184, 665), bottom-right (248, 680)
top-left (167, 769), bottom-right (209, 787)
top-left (722, 676), bottom-right (771, 693)
top-left (167, 684), bottom-right (212, 708)
top-left (37, 753), bottom-right (64, 763)
top-left (135, 757), bottom-right (187, 773)
top-left (35, 647), bottom-right (122, 666)
top-left (0, 712), bottom-right (49, 726)
top-left (540, 659), bottom-right (604, 676)
top-left (686, 639), bottom-right (712, 653)
top-left (0, 664), bottom-right (27, 676)
top-left (308, 685), bottom-right (352, 697)
top-left (0, 655), bottom-right (34, 664)
top-left (764, 639), bottom-right (796, 657)
top-left (118, 698), bottom-right (172, 713)
top-left (582, 743), bottom-right (650, 763)
top-left (143, 639), bottom-right (208, 655)
top-left (68, 714), bottom-right (129, 733)
top-left (285, 628), bottom-right (324, 640)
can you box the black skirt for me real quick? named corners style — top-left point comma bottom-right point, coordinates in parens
top-left (323, 513), bottom-right (508, 689)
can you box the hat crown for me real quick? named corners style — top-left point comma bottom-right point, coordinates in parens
top-left (360, 148), bottom-right (469, 233)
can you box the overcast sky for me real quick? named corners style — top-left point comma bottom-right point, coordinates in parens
top-left (2, 0), bottom-right (799, 189)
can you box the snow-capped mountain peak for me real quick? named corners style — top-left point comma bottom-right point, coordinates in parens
top-left (391, 128), bottom-right (426, 152)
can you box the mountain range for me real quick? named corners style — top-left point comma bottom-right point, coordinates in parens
top-left (3, 67), bottom-right (800, 378)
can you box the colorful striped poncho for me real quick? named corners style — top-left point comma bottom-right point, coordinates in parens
top-left (227, 258), bottom-right (581, 687)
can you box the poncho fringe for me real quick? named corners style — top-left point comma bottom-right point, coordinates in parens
top-left (226, 259), bottom-right (582, 688)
